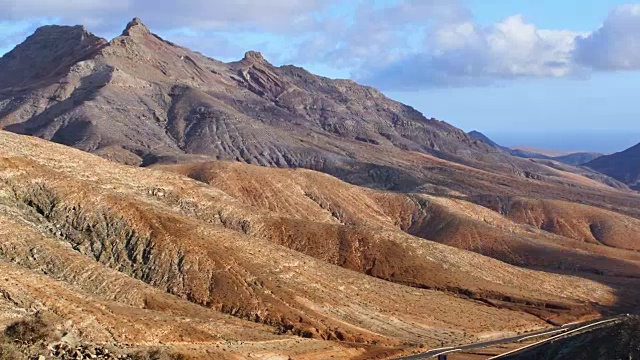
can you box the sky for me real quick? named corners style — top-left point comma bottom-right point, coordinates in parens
top-left (1, 0), bottom-right (640, 153)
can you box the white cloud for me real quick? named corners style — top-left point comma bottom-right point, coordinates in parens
top-left (296, 2), bottom-right (640, 89)
top-left (574, 4), bottom-right (640, 70)
top-left (293, 1), bottom-right (466, 73)
top-left (299, 3), bottom-right (581, 89)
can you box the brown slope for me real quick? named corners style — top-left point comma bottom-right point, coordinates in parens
top-left (0, 206), bottom-right (357, 359)
top-left (153, 160), bottom-right (411, 228)
top-left (0, 142), bottom-right (599, 317)
top-left (0, 130), bottom-right (624, 353)
top-left (156, 160), bottom-right (640, 279)
top-left (394, 150), bottom-right (640, 219)
top-left (490, 198), bottom-right (640, 252)
top-left (0, 263), bottom-right (366, 360)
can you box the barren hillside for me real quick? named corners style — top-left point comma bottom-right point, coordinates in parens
top-left (158, 161), bottom-right (640, 279)
top-left (0, 130), bottom-right (635, 358)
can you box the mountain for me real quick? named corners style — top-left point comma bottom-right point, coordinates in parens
top-left (586, 142), bottom-right (640, 190)
top-left (510, 148), bottom-right (552, 159)
top-left (469, 131), bottom-right (548, 159)
top-left (511, 146), bottom-right (571, 157)
top-left (0, 19), bottom-right (568, 194)
top-left (469, 131), bottom-right (603, 166)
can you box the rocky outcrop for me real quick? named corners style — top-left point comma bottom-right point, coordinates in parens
top-left (121, 17), bottom-right (151, 37)
top-left (49, 343), bottom-right (121, 360)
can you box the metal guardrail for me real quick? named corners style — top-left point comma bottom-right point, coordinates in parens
top-left (395, 314), bottom-right (630, 360)
top-left (487, 316), bottom-right (626, 359)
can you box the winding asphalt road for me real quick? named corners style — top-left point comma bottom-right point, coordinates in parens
top-left (395, 315), bottom-right (627, 359)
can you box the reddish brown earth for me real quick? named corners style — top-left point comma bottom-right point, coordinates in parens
top-left (158, 161), bottom-right (640, 279)
top-left (0, 131), bottom-right (637, 359)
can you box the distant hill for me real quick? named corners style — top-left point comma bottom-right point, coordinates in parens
top-left (554, 152), bottom-right (602, 166)
top-left (587, 142), bottom-right (640, 190)
top-left (469, 131), bottom-right (550, 159)
top-left (467, 130), bottom-right (510, 152)
top-left (511, 146), bottom-right (571, 157)
top-left (469, 131), bottom-right (603, 166)
top-left (510, 148), bottom-right (551, 160)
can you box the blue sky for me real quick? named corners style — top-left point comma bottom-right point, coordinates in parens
top-left (1, 0), bottom-right (640, 152)
top-left (467, 0), bottom-right (624, 29)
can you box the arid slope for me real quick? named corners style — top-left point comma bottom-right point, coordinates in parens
top-left (0, 130), bottom-right (632, 358)
top-left (159, 161), bottom-right (640, 279)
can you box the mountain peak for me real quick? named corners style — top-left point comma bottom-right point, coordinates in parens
top-left (0, 24), bottom-right (106, 89)
top-left (243, 50), bottom-right (266, 63)
top-left (34, 24), bottom-right (86, 35)
top-left (28, 24), bottom-right (96, 44)
top-left (122, 17), bottom-right (150, 36)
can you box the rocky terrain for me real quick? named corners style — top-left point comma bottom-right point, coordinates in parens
top-left (1, 18), bottom-right (640, 359)
top-left (157, 161), bottom-right (640, 282)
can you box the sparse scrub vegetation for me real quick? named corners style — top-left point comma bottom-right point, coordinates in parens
top-left (130, 349), bottom-right (193, 360)
top-left (0, 312), bottom-right (58, 360)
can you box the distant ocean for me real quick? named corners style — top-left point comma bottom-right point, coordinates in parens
top-left (487, 131), bottom-right (640, 154)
